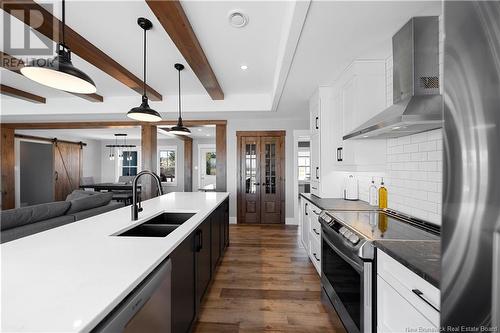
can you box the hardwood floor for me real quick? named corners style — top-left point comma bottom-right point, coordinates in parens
top-left (193, 224), bottom-right (346, 333)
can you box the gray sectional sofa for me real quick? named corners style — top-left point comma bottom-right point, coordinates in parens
top-left (1, 190), bottom-right (125, 244)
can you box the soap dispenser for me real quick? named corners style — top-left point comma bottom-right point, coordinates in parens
top-left (378, 178), bottom-right (388, 209)
top-left (369, 177), bottom-right (378, 206)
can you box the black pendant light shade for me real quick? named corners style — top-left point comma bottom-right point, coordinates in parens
top-left (170, 63), bottom-right (191, 135)
top-left (20, 0), bottom-right (96, 94)
top-left (127, 17), bottom-right (161, 122)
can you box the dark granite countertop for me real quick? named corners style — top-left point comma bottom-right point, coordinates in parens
top-left (299, 193), bottom-right (377, 211)
top-left (374, 240), bottom-right (440, 288)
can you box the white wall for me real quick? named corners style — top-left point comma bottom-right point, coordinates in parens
top-left (226, 117), bottom-right (309, 223)
top-left (82, 139), bottom-right (102, 183)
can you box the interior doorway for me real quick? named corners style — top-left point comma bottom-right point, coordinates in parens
top-left (198, 144), bottom-right (216, 190)
top-left (237, 131), bottom-right (285, 224)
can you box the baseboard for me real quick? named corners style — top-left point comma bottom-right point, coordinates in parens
top-left (229, 217), bottom-right (237, 224)
top-left (286, 217), bottom-right (298, 225)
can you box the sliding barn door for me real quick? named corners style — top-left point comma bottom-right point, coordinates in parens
top-left (237, 132), bottom-right (285, 224)
top-left (53, 142), bottom-right (82, 201)
top-left (239, 136), bottom-right (261, 224)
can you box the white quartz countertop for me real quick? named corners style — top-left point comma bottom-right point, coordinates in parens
top-left (1, 192), bottom-right (229, 333)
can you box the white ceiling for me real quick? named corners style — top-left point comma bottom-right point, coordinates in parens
top-left (1, 0), bottom-right (441, 122)
top-left (16, 125), bottom-right (216, 141)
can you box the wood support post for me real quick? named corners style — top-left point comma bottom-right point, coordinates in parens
top-left (1, 127), bottom-right (15, 210)
top-left (184, 138), bottom-right (193, 192)
top-left (216, 124), bottom-right (227, 192)
top-left (141, 124), bottom-right (158, 200)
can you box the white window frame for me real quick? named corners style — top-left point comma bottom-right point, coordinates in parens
top-left (158, 146), bottom-right (177, 186)
top-left (115, 149), bottom-right (141, 180)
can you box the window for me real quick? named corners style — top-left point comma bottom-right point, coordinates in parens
top-left (298, 150), bottom-right (311, 181)
top-left (205, 152), bottom-right (216, 176)
top-left (159, 148), bottom-right (176, 184)
top-left (122, 151), bottom-right (138, 176)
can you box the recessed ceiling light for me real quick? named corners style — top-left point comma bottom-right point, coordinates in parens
top-left (392, 126), bottom-right (401, 130)
top-left (228, 10), bottom-right (248, 28)
top-left (197, 128), bottom-right (202, 132)
top-left (206, 134), bottom-right (210, 137)
top-left (240, 65), bottom-right (248, 70)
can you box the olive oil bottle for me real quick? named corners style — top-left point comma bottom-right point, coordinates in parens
top-left (378, 178), bottom-right (388, 209)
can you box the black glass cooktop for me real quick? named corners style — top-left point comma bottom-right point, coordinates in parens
top-left (325, 210), bottom-right (440, 241)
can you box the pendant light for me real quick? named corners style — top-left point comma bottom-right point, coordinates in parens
top-left (169, 63), bottom-right (191, 135)
top-left (127, 18), bottom-right (161, 122)
top-left (20, 0), bottom-right (96, 94)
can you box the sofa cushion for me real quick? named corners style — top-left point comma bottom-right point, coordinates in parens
top-left (65, 190), bottom-right (98, 201)
top-left (66, 191), bottom-right (113, 214)
top-left (68, 201), bottom-right (125, 221)
top-left (0, 201), bottom-right (71, 231)
top-left (1, 215), bottom-right (75, 244)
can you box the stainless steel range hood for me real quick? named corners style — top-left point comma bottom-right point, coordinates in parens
top-left (344, 16), bottom-right (442, 140)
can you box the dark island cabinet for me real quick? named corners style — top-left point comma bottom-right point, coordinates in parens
top-left (195, 214), bottom-right (212, 308)
top-left (170, 199), bottom-right (230, 333)
top-left (170, 231), bottom-right (196, 333)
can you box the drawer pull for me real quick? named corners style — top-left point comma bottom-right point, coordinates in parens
top-left (412, 289), bottom-right (439, 312)
top-left (311, 186), bottom-right (318, 190)
top-left (313, 228), bottom-right (320, 235)
top-left (313, 253), bottom-right (320, 262)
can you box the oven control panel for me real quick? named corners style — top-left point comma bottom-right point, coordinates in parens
top-left (339, 226), bottom-right (360, 245)
top-left (319, 211), bottom-right (360, 245)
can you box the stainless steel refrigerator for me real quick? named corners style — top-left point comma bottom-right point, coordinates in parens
top-left (443, 1), bottom-right (500, 330)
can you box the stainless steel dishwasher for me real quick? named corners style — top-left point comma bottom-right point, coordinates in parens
top-left (92, 258), bottom-right (172, 333)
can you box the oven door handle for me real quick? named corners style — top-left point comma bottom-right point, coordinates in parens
top-left (322, 234), bottom-right (363, 273)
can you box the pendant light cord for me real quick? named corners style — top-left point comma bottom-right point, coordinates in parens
top-left (143, 27), bottom-right (147, 97)
top-left (178, 68), bottom-right (182, 120)
top-left (61, 0), bottom-right (66, 45)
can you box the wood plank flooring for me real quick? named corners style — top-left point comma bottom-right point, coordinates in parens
top-left (193, 224), bottom-right (346, 333)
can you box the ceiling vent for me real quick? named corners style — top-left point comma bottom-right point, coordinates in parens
top-left (228, 10), bottom-right (248, 28)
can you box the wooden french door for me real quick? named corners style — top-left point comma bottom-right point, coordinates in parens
top-left (237, 131), bottom-right (285, 224)
top-left (53, 141), bottom-right (82, 201)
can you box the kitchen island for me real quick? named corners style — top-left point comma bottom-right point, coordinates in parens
top-left (1, 192), bottom-right (229, 333)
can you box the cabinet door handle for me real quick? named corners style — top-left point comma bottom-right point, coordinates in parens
top-left (195, 229), bottom-right (203, 252)
top-left (337, 147), bottom-right (343, 162)
top-left (313, 253), bottom-right (320, 262)
top-left (315, 167), bottom-right (319, 180)
top-left (305, 203), bottom-right (308, 216)
top-left (312, 210), bottom-right (320, 215)
top-left (315, 116), bottom-right (319, 130)
top-left (412, 289), bottom-right (439, 312)
top-left (253, 182), bottom-right (260, 185)
top-left (311, 186), bottom-right (318, 190)
top-left (313, 228), bottom-right (320, 235)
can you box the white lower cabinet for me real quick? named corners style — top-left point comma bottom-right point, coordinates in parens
top-left (299, 197), bottom-right (321, 276)
top-left (299, 198), bottom-right (309, 250)
top-left (377, 249), bottom-right (440, 332)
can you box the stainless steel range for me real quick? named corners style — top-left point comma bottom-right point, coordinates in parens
top-left (318, 209), bottom-right (440, 333)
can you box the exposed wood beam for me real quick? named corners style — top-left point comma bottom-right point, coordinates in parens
top-left (145, 0), bottom-right (224, 100)
top-left (1, 1), bottom-right (162, 101)
top-left (0, 84), bottom-right (46, 104)
top-left (0, 51), bottom-right (104, 102)
top-left (2, 120), bottom-right (227, 129)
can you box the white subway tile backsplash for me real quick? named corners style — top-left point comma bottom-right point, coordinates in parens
top-left (419, 141), bottom-right (437, 152)
top-left (349, 129), bottom-right (443, 225)
top-left (404, 143), bottom-right (419, 153)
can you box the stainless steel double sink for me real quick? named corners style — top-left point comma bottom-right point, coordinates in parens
top-left (116, 212), bottom-right (196, 237)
